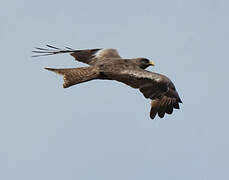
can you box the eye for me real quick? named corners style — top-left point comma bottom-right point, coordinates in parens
top-left (142, 58), bottom-right (149, 64)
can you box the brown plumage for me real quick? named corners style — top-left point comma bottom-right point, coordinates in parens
top-left (33, 45), bottom-right (182, 120)
top-left (44, 67), bottom-right (100, 88)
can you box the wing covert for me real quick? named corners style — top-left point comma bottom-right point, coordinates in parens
top-left (32, 45), bottom-right (121, 65)
top-left (105, 68), bottom-right (182, 119)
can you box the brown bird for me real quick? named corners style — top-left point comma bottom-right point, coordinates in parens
top-left (33, 45), bottom-right (182, 119)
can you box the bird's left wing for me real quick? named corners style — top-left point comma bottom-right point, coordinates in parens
top-left (105, 68), bottom-right (182, 119)
top-left (32, 45), bottom-right (121, 65)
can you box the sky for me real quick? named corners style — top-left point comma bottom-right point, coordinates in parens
top-left (0, 0), bottom-right (229, 179)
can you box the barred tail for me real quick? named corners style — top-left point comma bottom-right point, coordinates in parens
top-left (45, 67), bottom-right (99, 88)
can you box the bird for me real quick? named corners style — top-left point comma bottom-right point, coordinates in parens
top-left (33, 44), bottom-right (182, 120)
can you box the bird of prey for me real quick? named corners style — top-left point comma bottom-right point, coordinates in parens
top-left (33, 45), bottom-right (182, 120)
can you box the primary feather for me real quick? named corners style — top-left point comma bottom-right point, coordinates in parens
top-left (33, 45), bottom-right (182, 120)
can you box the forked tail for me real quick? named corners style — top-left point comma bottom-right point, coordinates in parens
top-left (45, 66), bottom-right (99, 88)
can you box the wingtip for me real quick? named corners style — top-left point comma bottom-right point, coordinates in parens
top-left (46, 44), bottom-right (60, 49)
top-left (150, 111), bottom-right (157, 120)
top-left (44, 67), bottom-right (57, 72)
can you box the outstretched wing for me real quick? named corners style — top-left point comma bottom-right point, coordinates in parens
top-left (32, 45), bottom-right (121, 65)
top-left (105, 68), bottom-right (182, 119)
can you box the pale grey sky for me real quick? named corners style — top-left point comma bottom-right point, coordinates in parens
top-left (1, 0), bottom-right (229, 179)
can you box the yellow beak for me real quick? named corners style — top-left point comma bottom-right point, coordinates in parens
top-left (149, 61), bottom-right (155, 66)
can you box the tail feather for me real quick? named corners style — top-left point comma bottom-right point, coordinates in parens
top-left (45, 67), bottom-right (99, 88)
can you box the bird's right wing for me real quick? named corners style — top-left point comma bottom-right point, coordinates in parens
top-left (32, 45), bottom-right (121, 65)
top-left (105, 68), bottom-right (182, 119)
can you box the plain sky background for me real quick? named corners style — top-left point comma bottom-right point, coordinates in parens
top-left (1, 0), bottom-right (229, 179)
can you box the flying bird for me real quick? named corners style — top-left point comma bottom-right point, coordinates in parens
top-left (33, 45), bottom-right (182, 119)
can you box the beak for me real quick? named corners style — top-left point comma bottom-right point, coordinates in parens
top-left (149, 61), bottom-right (155, 66)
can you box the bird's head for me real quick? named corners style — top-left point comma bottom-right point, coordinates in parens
top-left (134, 58), bottom-right (155, 69)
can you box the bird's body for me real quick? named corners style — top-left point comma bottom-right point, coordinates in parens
top-left (33, 45), bottom-right (182, 119)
